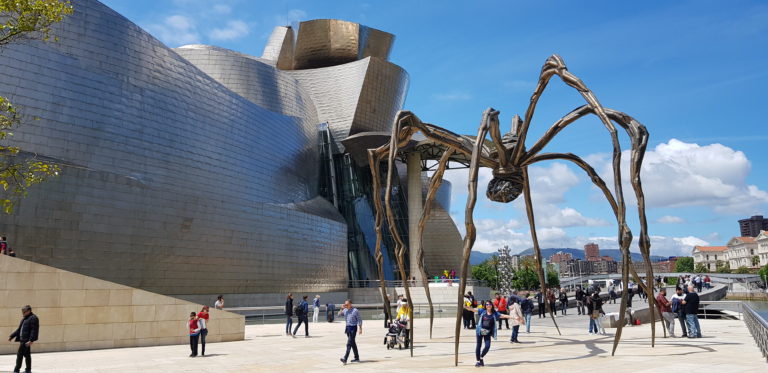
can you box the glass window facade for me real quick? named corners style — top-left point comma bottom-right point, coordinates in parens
top-left (318, 127), bottom-right (410, 286)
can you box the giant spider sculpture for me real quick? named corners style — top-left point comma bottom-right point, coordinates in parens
top-left (367, 55), bottom-right (661, 365)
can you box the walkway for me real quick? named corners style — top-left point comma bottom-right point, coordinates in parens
top-left (0, 313), bottom-right (763, 372)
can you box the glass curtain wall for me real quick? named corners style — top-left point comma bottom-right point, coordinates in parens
top-left (318, 126), bottom-right (409, 286)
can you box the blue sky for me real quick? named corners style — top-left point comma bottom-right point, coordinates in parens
top-left (101, 0), bottom-right (768, 256)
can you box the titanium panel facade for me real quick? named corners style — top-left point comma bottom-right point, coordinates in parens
top-left (0, 0), bottom-right (463, 299)
top-left (0, 0), bottom-right (346, 297)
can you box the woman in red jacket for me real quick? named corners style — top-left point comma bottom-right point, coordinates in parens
top-left (188, 312), bottom-right (202, 357)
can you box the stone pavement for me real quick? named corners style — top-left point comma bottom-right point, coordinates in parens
top-left (0, 314), bottom-right (764, 372)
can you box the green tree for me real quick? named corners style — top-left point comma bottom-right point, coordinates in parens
top-left (546, 264), bottom-right (560, 287)
top-left (716, 261), bottom-right (731, 274)
top-left (694, 263), bottom-right (709, 273)
top-left (0, 0), bottom-right (72, 213)
top-left (675, 257), bottom-right (694, 273)
top-left (759, 264), bottom-right (768, 284)
top-left (735, 266), bottom-right (750, 274)
top-left (511, 267), bottom-right (538, 290)
top-left (471, 255), bottom-right (499, 289)
top-left (752, 256), bottom-right (760, 267)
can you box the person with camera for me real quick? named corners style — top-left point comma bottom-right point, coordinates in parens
top-left (464, 300), bottom-right (515, 367)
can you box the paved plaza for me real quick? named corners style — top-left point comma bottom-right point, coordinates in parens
top-left (1, 311), bottom-right (764, 373)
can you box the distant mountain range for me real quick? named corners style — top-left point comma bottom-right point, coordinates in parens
top-left (470, 248), bottom-right (667, 265)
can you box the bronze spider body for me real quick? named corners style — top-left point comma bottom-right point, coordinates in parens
top-left (367, 55), bottom-right (660, 365)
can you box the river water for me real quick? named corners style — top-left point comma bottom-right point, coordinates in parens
top-left (745, 300), bottom-right (768, 321)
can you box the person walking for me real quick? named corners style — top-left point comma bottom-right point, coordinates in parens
top-left (521, 292), bottom-right (534, 333)
top-left (682, 285), bottom-right (702, 338)
top-left (0, 236), bottom-right (8, 255)
top-left (586, 293), bottom-right (598, 334)
top-left (546, 289), bottom-right (556, 317)
top-left (468, 291), bottom-right (479, 327)
top-left (575, 286), bottom-right (586, 315)
top-left (8, 305), bottom-right (38, 373)
top-left (655, 289), bottom-right (675, 337)
top-left (463, 293), bottom-right (474, 329)
top-left (608, 283), bottom-right (617, 304)
top-left (293, 295), bottom-right (310, 337)
top-left (465, 300), bottom-right (515, 367)
top-left (284, 293), bottom-right (294, 336)
top-left (188, 312), bottom-right (201, 357)
top-left (508, 298), bottom-right (524, 343)
top-left (558, 289), bottom-right (568, 316)
top-left (338, 299), bottom-right (362, 365)
top-left (493, 293), bottom-right (509, 329)
top-left (312, 295), bottom-right (321, 323)
top-left (536, 290), bottom-right (545, 318)
top-left (671, 287), bottom-right (688, 337)
top-left (214, 295), bottom-right (224, 310)
top-left (197, 306), bottom-right (209, 355)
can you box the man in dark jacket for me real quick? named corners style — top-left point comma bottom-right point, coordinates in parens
top-left (284, 293), bottom-right (294, 336)
top-left (575, 286), bottom-right (586, 315)
top-left (8, 305), bottom-right (39, 373)
top-left (536, 291), bottom-right (545, 318)
top-left (682, 285), bottom-right (702, 338)
top-left (292, 295), bottom-right (310, 337)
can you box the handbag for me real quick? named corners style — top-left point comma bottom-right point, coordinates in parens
top-left (480, 328), bottom-right (491, 336)
top-left (592, 310), bottom-right (600, 319)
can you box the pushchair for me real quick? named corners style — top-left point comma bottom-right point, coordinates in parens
top-left (383, 320), bottom-right (409, 350)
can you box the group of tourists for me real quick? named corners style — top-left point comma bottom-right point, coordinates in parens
top-left (284, 293), bottom-right (325, 337)
top-left (657, 285), bottom-right (702, 338)
top-left (678, 274), bottom-right (710, 292)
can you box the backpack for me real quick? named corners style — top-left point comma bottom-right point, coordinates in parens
top-left (294, 304), bottom-right (304, 316)
top-left (671, 297), bottom-right (681, 313)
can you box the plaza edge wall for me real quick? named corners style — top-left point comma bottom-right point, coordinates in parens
top-left (0, 0), bottom-right (348, 298)
top-left (0, 255), bottom-right (244, 355)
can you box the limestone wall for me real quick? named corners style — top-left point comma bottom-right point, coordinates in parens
top-left (0, 255), bottom-right (244, 354)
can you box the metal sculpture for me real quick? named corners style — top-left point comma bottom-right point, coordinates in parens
top-left (368, 54), bottom-right (659, 365)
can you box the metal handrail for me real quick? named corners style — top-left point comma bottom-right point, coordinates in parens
top-left (742, 302), bottom-right (768, 363)
top-left (347, 278), bottom-right (488, 288)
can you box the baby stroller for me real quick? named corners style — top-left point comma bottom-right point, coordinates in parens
top-left (384, 320), bottom-right (409, 350)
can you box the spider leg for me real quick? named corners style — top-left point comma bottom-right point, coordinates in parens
top-left (382, 113), bottom-right (420, 357)
top-left (526, 149), bottom-right (657, 353)
top-left (454, 108), bottom-right (497, 367)
top-left (521, 166), bottom-right (561, 335)
top-left (418, 148), bottom-right (455, 339)
top-left (368, 147), bottom-right (393, 325)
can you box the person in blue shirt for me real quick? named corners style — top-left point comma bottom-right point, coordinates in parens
top-left (338, 299), bottom-right (363, 364)
top-left (292, 295), bottom-right (310, 337)
top-left (464, 300), bottom-right (515, 367)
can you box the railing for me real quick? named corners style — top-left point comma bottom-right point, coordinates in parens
top-left (743, 302), bottom-right (768, 363)
top-left (699, 300), bottom-right (743, 319)
top-left (347, 279), bottom-right (489, 288)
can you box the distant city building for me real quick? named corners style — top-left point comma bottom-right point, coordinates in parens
top-left (757, 231), bottom-right (768, 266)
top-left (510, 254), bottom-right (521, 271)
top-left (584, 243), bottom-right (600, 261)
top-left (601, 255), bottom-right (614, 262)
top-left (559, 257), bottom-right (617, 276)
top-left (549, 251), bottom-right (573, 263)
top-left (725, 236), bottom-right (758, 269)
top-left (738, 215), bottom-right (768, 237)
top-left (692, 246), bottom-right (727, 271)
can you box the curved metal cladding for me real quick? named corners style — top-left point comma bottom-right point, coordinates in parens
top-left (285, 58), bottom-right (409, 151)
top-left (422, 179), bottom-right (464, 276)
top-left (291, 19), bottom-right (394, 70)
top-left (0, 0), bottom-right (347, 296)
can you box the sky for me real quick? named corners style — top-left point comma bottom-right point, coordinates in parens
top-left (100, 0), bottom-right (768, 257)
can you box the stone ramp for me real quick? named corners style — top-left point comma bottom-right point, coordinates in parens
top-left (0, 255), bottom-right (244, 354)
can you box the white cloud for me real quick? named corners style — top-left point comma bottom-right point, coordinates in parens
top-left (656, 215), bottom-right (685, 224)
top-left (212, 4), bottom-right (231, 14)
top-left (147, 15), bottom-right (200, 46)
top-left (538, 207), bottom-right (610, 227)
top-left (433, 91), bottom-right (472, 101)
top-left (594, 139), bottom-right (768, 215)
top-left (209, 20), bottom-right (250, 41)
top-left (275, 9), bottom-right (308, 26)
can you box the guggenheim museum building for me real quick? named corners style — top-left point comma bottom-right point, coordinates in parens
top-left (0, 0), bottom-right (464, 304)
